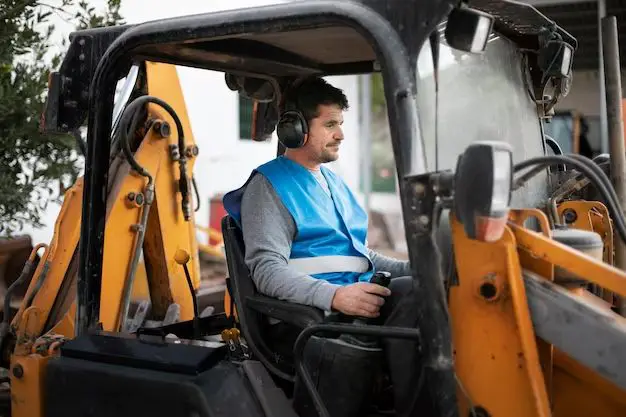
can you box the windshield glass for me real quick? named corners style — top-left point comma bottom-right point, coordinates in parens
top-left (415, 30), bottom-right (549, 208)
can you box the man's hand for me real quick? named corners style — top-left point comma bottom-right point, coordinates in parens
top-left (331, 282), bottom-right (391, 318)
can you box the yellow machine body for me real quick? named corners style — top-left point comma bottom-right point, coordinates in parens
top-left (7, 62), bottom-right (202, 417)
top-left (450, 207), bottom-right (626, 417)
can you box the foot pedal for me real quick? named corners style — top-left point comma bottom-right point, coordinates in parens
top-left (163, 303), bottom-right (181, 325)
top-left (125, 300), bottom-right (151, 332)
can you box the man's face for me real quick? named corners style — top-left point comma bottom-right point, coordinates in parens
top-left (304, 104), bottom-right (344, 164)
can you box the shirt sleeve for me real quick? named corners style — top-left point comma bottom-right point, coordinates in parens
top-left (240, 173), bottom-right (341, 311)
top-left (368, 249), bottom-right (412, 278)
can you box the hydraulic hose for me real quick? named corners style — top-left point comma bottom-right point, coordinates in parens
top-left (116, 99), bottom-right (155, 332)
top-left (2, 244), bottom-right (46, 325)
top-left (514, 155), bottom-right (626, 244)
top-left (192, 175), bottom-right (201, 212)
top-left (0, 244), bottom-right (47, 350)
top-left (115, 95), bottom-right (192, 221)
top-left (114, 94), bottom-right (193, 329)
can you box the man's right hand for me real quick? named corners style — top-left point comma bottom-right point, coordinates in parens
top-left (330, 282), bottom-right (391, 318)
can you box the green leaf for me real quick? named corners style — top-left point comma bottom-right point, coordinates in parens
top-left (0, 0), bottom-right (125, 236)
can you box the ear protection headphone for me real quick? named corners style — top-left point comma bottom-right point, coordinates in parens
top-left (276, 79), bottom-right (309, 149)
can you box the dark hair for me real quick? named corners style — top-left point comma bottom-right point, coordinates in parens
top-left (282, 77), bottom-right (349, 123)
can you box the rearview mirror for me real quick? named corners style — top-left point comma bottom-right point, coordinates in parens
top-left (454, 141), bottom-right (513, 242)
top-left (444, 5), bottom-right (494, 53)
top-left (251, 101), bottom-right (279, 141)
top-left (225, 73), bottom-right (276, 102)
top-left (538, 39), bottom-right (574, 77)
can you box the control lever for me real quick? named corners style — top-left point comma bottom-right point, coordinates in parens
top-left (341, 271), bottom-right (392, 346)
top-left (370, 270), bottom-right (392, 289)
top-left (174, 249), bottom-right (200, 338)
top-left (353, 271), bottom-right (391, 324)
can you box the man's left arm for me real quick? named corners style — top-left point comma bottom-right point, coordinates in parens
top-left (368, 249), bottom-right (411, 278)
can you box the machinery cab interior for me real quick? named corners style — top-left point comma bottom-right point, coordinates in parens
top-left (3, 1), bottom-right (626, 417)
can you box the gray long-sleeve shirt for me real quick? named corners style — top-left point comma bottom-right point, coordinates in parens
top-left (240, 170), bottom-right (411, 312)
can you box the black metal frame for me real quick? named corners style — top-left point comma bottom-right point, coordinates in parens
top-left (293, 323), bottom-right (421, 417)
top-left (71, 0), bottom-right (578, 416)
top-left (78, 0), bottom-right (431, 339)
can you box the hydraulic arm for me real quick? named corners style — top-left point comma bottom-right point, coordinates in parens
top-left (3, 62), bottom-right (202, 417)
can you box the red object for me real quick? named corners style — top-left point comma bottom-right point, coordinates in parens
top-left (209, 194), bottom-right (227, 245)
top-left (475, 214), bottom-right (509, 242)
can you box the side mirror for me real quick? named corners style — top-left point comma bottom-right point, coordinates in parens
top-left (225, 73), bottom-right (276, 102)
top-left (454, 141), bottom-right (513, 242)
top-left (538, 40), bottom-right (574, 77)
top-left (251, 101), bottom-right (279, 141)
top-left (225, 73), bottom-right (279, 142)
top-left (444, 5), bottom-right (494, 53)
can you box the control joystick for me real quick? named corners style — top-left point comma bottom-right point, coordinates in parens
top-left (340, 271), bottom-right (392, 347)
top-left (370, 271), bottom-right (391, 289)
top-left (352, 271), bottom-right (391, 325)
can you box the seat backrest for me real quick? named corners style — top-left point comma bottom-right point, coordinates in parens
top-left (221, 215), bottom-right (295, 381)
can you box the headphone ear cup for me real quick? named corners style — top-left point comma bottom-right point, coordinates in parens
top-left (277, 110), bottom-right (308, 148)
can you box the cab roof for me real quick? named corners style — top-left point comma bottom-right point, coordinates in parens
top-left (47, 0), bottom-right (575, 134)
top-left (65, 0), bottom-right (575, 78)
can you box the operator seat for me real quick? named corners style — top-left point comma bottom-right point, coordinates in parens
top-left (221, 215), bottom-right (324, 382)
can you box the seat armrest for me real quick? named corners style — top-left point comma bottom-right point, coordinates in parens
top-left (246, 295), bottom-right (324, 328)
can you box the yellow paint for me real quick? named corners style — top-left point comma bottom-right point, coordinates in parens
top-left (552, 350), bottom-right (626, 417)
top-left (10, 62), bottom-right (200, 340)
top-left (449, 215), bottom-right (550, 417)
top-left (142, 61), bottom-right (201, 320)
top-left (7, 62), bottom-right (204, 417)
top-left (510, 222), bottom-right (626, 298)
top-left (510, 209), bottom-right (556, 402)
top-left (11, 180), bottom-right (83, 336)
top-left (507, 211), bottom-right (626, 416)
top-left (10, 354), bottom-right (51, 417)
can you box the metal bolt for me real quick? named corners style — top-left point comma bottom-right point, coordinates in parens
top-left (563, 208), bottom-right (577, 224)
top-left (152, 121), bottom-right (171, 138)
top-left (470, 406), bottom-right (491, 417)
top-left (414, 183), bottom-right (426, 195)
top-left (169, 144), bottom-right (180, 161)
top-left (12, 364), bottom-right (23, 379)
top-left (127, 192), bottom-right (144, 208)
top-left (418, 215), bottom-right (430, 225)
top-left (185, 145), bottom-right (199, 158)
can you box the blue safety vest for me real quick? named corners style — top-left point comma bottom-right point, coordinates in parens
top-left (223, 156), bottom-right (373, 285)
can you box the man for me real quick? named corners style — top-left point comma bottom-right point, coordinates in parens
top-left (223, 77), bottom-right (426, 416)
